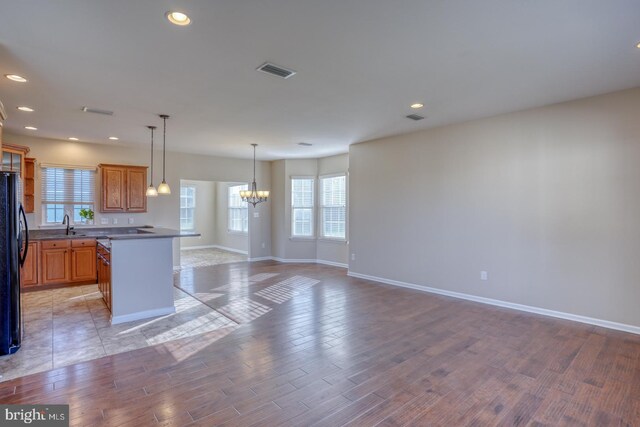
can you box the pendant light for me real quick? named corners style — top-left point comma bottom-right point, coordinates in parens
top-left (157, 114), bottom-right (171, 195)
top-left (145, 125), bottom-right (158, 197)
top-left (240, 144), bottom-right (269, 207)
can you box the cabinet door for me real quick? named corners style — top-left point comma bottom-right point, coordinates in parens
top-left (71, 246), bottom-right (97, 282)
top-left (126, 167), bottom-right (147, 212)
top-left (102, 167), bottom-right (126, 212)
top-left (41, 249), bottom-right (70, 284)
top-left (20, 242), bottom-right (39, 287)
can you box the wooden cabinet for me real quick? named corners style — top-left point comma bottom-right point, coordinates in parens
top-left (99, 164), bottom-right (147, 213)
top-left (39, 238), bottom-right (97, 286)
top-left (97, 242), bottom-right (112, 311)
top-left (23, 157), bottom-right (35, 213)
top-left (1, 143), bottom-right (30, 206)
top-left (71, 239), bottom-right (97, 282)
top-left (20, 242), bottom-right (39, 287)
top-left (41, 240), bottom-right (71, 285)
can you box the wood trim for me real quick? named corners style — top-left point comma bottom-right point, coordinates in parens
top-left (2, 143), bottom-right (30, 154)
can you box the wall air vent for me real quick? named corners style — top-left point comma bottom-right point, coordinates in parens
top-left (256, 62), bottom-right (297, 79)
top-left (82, 106), bottom-right (114, 116)
top-left (406, 114), bottom-right (424, 121)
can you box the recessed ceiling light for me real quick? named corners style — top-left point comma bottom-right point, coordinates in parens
top-left (166, 11), bottom-right (191, 26)
top-left (68, 137), bottom-right (79, 141)
top-left (636, 41), bottom-right (640, 49)
top-left (108, 136), bottom-right (119, 141)
top-left (5, 74), bottom-right (27, 83)
top-left (17, 106), bottom-right (34, 112)
top-left (24, 126), bottom-right (38, 130)
top-left (410, 103), bottom-right (424, 109)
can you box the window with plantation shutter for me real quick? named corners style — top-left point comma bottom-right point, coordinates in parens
top-left (228, 184), bottom-right (249, 233)
top-left (319, 174), bottom-right (346, 239)
top-left (291, 177), bottom-right (315, 237)
top-left (41, 166), bottom-right (95, 224)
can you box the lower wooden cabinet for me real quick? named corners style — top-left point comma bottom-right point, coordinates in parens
top-left (41, 244), bottom-right (71, 285)
top-left (97, 242), bottom-right (112, 311)
top-left (20, 241), bottom-right (39, 287)
top-left (35, 238), bottom-right (97, 286)
top-left (71, 240), bottom-right (97, 282)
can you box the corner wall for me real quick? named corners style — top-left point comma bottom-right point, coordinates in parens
top-left (349, 87), bottom-right (640, 328)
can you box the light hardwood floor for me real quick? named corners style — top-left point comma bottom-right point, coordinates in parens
top-left (1, 260), bottom-right (639, 426)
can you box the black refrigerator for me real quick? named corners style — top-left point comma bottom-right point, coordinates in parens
top-left (0, 171), bottom-right (29, 355)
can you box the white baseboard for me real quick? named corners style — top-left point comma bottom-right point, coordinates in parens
top-left (248, 256), bottom-right (273, 262)
top-left (248, 256), bottom-right (347, 269)
top-left (347, 271), bottom-right (640, 335)
top-left (181, 244), bottom-right (248, 255)
top-left (316, 259), bottom-right (349, 268)
top-left (111, 306), bottom-right (176, 325)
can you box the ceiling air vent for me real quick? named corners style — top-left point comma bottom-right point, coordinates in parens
top-left (298, 142), bottom-right (312, 147)
top-left (82, 106), bottom-right (114, 116)
top-left (257, 62), bottom-right (297, 79)
top-left (406, 114), bottom-right (424, 121)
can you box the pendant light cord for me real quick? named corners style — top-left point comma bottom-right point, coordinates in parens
top-left (150, 127), bottom-right (154, 184)
top-left (253, 144), bottom-right (256, 182)
top-left (162, 116), bottom-right (167, 182)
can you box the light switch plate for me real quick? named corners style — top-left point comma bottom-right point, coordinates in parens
top-left (253, 212), bottom-right (260, 218)
top-left (128, 218), bottom-right (134, 224)
top-left (101, 218), bottom-right (108, 225)
top-left (112, 218), bottom-right (118, 225)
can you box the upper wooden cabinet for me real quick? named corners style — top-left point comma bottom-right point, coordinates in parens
top-left (99, 164), bottom-right (148, 213)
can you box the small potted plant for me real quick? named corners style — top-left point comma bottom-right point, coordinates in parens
top-left (79, 208), bottom-right (94, 225)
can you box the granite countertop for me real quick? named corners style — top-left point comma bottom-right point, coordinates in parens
top-left (29, 226), bottom-right (199, 241)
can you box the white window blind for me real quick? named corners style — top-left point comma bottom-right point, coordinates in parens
top-left (180, 185), bottom-right (196, 231)
top-left (41, 166), bottom-right (95, 224)
top-left (228, 184), bottom-right (249, 233)
top-left (320, 175), bottom-right (346, 239)
top-left (291, 177), bottom-right (315, 237)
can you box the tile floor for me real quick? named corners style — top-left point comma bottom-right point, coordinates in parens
top-left (0, 285), bottom-right (237, 383)
top-left (177, 247), bottom-right (246, 270)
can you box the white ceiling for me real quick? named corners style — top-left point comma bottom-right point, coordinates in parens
top-left (0, 0), bottom-right (639, 160)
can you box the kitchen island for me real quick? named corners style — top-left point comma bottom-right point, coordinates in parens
top-left (97, 227), bottom-right (198, 324)
top-left (29, 226), bottom-right (198, 324)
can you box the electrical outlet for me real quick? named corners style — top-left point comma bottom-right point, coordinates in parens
top-left (480, 271), bottom-right (488, 281)
top-left (100, 218), bottom-right (108, 225)
top-left (261, 242), bottom-right (266, 249)
top-left (128, 218), bottom-right (134, 224)
top-left (112, 218), bottom-right (118, 225)
top-left (253, 212), bottom-right (260, 218)
top-left (351, 253), bottom-right (356, 261)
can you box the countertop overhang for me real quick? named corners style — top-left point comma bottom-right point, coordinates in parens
top-left (29, 227), bottom-right (200, 241)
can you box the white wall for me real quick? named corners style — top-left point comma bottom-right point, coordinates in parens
top-left (180, 180), bottom-right (216, 248)
top-left (270, 155), bottom-right (349, 265)
top-left (213, 182), bottom-right (248, 254)
top-left (349, 87), bottom-right (640, 328)
top-left (5, 133), bottom-right (271, 265)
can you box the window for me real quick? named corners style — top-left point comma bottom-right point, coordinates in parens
top-left (320, 174), bottom-right (346, 239)
top-left (41, 166), bottom-right (95, 224)
top-left (228, 184), bottom-right (249, 233)
top-left (180, 185), bottom-right (196, 231)
top-left (291, 177), bottom-right (315, 237)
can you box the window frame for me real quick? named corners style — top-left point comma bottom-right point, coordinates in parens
top-left (180, 184), bottom-right (197, 231)
top-left (40, 165), bottom-right (96, 226)
top-left (228, 183), bottom-right (249, 234)
top-left (318, 173), bottom-right (347, 241)
top-left (290, 176), bottom-right (316, 239)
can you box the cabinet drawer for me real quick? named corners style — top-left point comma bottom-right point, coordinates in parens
top-left (41, 239), bottom-right (71, 250)
top-left (72, 238), bottom-right (96, 248)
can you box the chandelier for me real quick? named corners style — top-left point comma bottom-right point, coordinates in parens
top-left (240, 144), bottom-right (269, 207)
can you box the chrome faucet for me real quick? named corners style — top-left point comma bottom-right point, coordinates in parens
top-left (62, 214), bottom-right (71, 235)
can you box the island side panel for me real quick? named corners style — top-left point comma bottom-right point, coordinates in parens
top-left (110, 237), bottom-right (175, 324)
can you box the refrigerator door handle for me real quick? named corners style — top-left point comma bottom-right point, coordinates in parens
top-left (18, 204), bottom-right (29, 267)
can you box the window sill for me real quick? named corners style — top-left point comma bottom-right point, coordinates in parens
top-left (227, 230), bottom-right (248, 236)
top-left (289, 237), bottom-right (316, 241)
top-left (317, 238), bottom-right (347, 244)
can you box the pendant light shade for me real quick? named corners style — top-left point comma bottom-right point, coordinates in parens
top-left (240, 144), bottom-right (269, 207)
top-left (146, 125), bottom-right (158, 197)
top-left (157, 114), bottom-right (171, 195)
